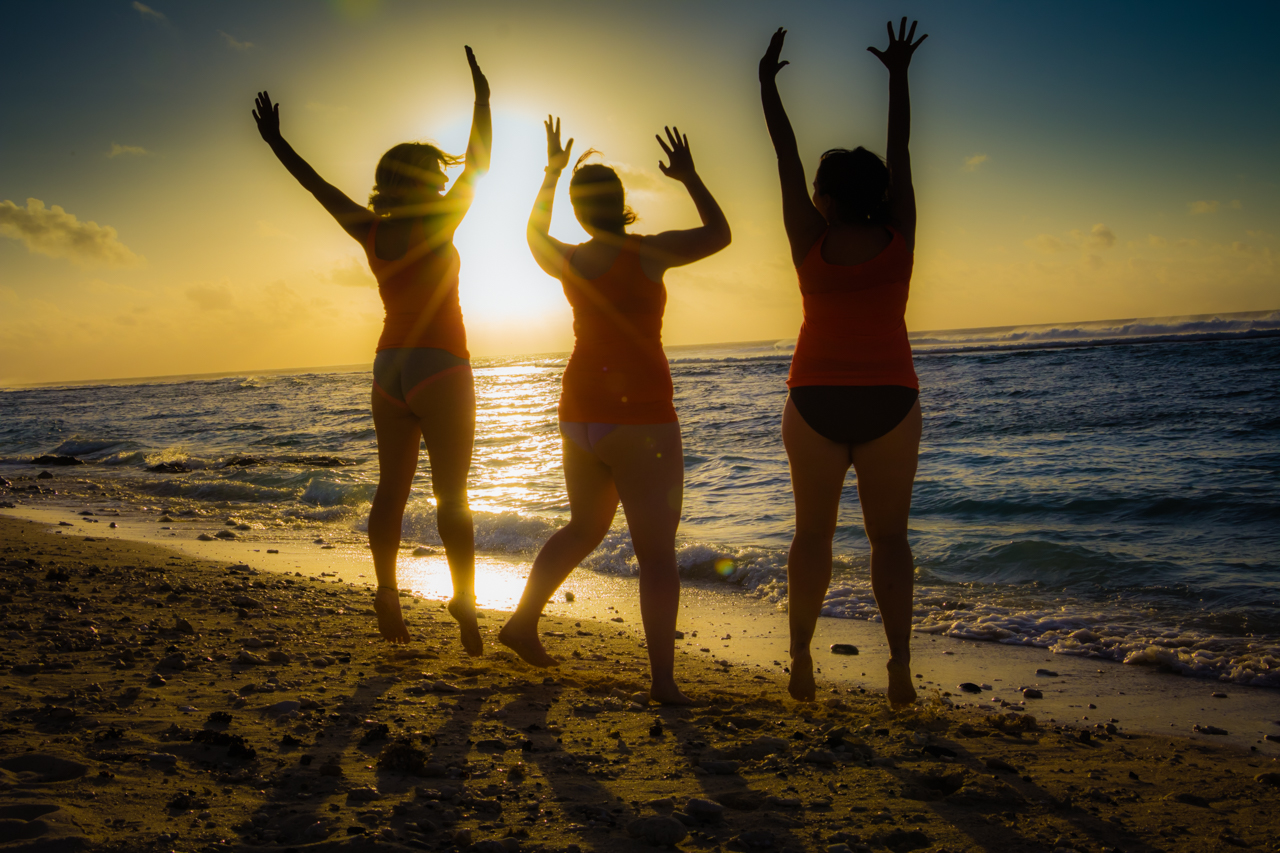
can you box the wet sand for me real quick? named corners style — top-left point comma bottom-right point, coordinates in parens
top-left (3, 516), bottom-right (1280, 853)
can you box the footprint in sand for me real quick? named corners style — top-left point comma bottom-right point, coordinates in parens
top-left (0, 753), bottom-right (89, 784)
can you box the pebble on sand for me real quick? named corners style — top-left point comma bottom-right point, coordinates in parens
top-left (829, 643), bottom-right (859, 655)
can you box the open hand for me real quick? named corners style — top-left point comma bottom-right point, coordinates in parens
top-left (868, 17), bottom-right (928, 72)
top-left (545, 116), bottom-right (573, 172)
top-left (465, 45), bottom-right (489, 103)
top-left (759, 27), bottom-right (789, 83)
top-left (656, 126), bottom-right (696, 183)
top-left (252, 91), bottom-right (281, 144)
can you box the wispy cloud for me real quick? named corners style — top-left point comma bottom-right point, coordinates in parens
top-left (325, 258), bottom-right (376, 288)
top-left (107, 143), bottom-right (150, 158)
top-left (963, 153), bottom-right (989, 172)
top-left (0, 198), bottom-right (144, 268)
top-left (218, 30), bottom-right (253, 51)
top-left (185, 283), bottom-right (235, 311)
top-left (1027, 223), bottom-right (1115, 254)
top-left (1026, 234), bottom-right (1065, 254)
top-left (1188, 200), bottom-right (1219, 215)
top-left (1148, 234), bottom-right (1167, 248)
top-left (132, 2), bottom-right (167, 23)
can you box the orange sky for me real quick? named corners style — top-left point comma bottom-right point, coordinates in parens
top-left (2, 1), bottom-right (1276, 384)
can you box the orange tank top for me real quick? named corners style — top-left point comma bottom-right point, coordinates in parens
top-left (558, 236), bottom-right (677, 424)
top-left (788, 227), bottom-right (918, 390)
top-left (364, 218), bottom-right (468, 357)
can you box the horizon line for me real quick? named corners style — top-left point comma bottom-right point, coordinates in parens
top-left (3, 308), bottom-right (1275, 391)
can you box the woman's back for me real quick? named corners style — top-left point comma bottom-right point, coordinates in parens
top-left (364, 216), bottom-right (467, 358)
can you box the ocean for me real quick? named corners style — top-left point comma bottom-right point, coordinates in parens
top-left (2, 310), bottom-right (1278, 688)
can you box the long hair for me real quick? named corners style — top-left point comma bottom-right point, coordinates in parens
top-left (368, 142), bottom-right (463, 215)
top-left (568, 150), bottom-right (637, 233)
top-left (814, 147), bottom-right (890, 224)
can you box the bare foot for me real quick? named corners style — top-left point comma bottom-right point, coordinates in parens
top-left (886, 657), bottom-right (917, 708)
top-left (447, 596), bottom-right (483, 657)
top-left (497, 621), bottom-right (558, 667)
top-left (788, 651), bottom-right (816, 701)
top-left (649, 681), bottom-right (693, 706)
top-left (374, 587), bottom-right (411, 645)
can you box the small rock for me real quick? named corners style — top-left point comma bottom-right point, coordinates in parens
top-left (685, 798), bottom-right (725, 822)
top-left (1035, 668), bottom-right (1058, 677)
top-left (1167, 792), bottom-right (1210, 807)
top-left (347, 786), bottom-right (380, 802)
top-left (174, 618), bottom-right (195, 634)
top-left (958, 682), bottom-right (982, 693)
top-left (626, 816), bottom-right (687, 846)
top-left (829, 643), bottom-right (858, 655)
top-left (564, 591), bottom-right (575, 602)
top-left (802, 749), bottom-right (837, 766)
top-left (237, 650), bottom-right (267, 665)
top-left (197, 534), bottom-right (215, 541)
top-left (1022, 688), bottom-right (1043, 699)
top-left (1193, 724), bottom-right (1228, 736)
top-left (215, 530), bottom-right (238, 540)
top-left (985, 757), bottom-right (1017, 773)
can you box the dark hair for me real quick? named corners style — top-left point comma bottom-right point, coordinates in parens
top-left (568, 149), bottom-right (637, 233)
top-left (368, 142), bottom-right (463, 215)
top-left (814, 147), bottom-right (890, 224)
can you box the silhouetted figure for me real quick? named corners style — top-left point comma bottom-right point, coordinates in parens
top-left (499, 118), bottom-right (731, 704)
top-left (760, 20), bottom-right (928, 705)
top-left (253, 47), bottom-right (492, 652)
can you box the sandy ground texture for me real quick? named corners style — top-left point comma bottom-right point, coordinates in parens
top-left (2, 517), bottom-right (1279, 853)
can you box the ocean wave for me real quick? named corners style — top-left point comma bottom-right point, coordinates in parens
top-left (300, 478), bottom-right (376, 507)
top-left (140, 478), bottom-right (296, 503)
top-left (52, 437), bottom-right (135, 458)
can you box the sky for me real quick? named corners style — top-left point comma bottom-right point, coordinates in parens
top-left (2, 0), bottom-right (1277, 385)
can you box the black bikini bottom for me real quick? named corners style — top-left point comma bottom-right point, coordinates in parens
top-left (789, 385), bottom-right (919, 446)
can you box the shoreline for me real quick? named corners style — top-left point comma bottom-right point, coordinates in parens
top-left (4, 501), bottom-right (1279, 755)
top-left (1, 515), bottom-right (1278, 853)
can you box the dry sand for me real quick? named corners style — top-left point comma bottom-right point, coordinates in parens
top-left (2, 516), bottom-right (1279, 853)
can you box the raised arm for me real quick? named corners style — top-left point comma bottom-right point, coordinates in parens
top-left (445, 46), bottom-right (493, 210)
top-left (641, 126), bottom-right (731, 270)
top-left (868, 18), bottom-right (928, 251)
top-left (252, 91), bottom-right (375, 243)
top-left (526, 116), bottom-right (575, 277)
top-left (759, 28), bottom-right (827, 266)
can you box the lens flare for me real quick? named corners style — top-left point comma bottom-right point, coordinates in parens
top-left (715, 558), bottom-right (735, 577)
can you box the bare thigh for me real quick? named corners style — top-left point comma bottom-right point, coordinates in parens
top-left (850, 401), bottom-right (921, 540)
top-left (406, 369), bottom-right (475, 504)
top-left (593, 423), bottom-right (683, 556)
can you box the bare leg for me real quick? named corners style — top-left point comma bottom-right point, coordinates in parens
top-left (368, 392), bottom-right (423, 644)
top-left (781, 397), bottom-right (850, 700)
top-left (595, 423), bottom-right (689, 705)
top-left (851, 400), bottom-right (922, 708)
top-left (500, 431), bottom-right (618, 667)
top-left (410, 371), bottom-right (482, 655)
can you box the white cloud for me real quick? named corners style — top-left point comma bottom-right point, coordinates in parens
top-left (218, 30), bottom-right (253, 51)
top-left (1188, 200), bottom-right (1219, 215)
top-left (132, 2), bottom-right (166, 23)
top-left (963, 153), bottom-right (988, 172)
top-left (185, 284), bottom-right (235, 311)
top-left (0, 198), bottom-right (144, 268)
top-left (107, 143), bottom-right (150, 158)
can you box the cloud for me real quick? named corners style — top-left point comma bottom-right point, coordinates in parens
top-left (185, 284), bottom-right (235, 311)
top-left (1230, 199), bottom-right (1242, 210)
top-left (1026, 234), bottom-right (1065, 254)
top-left (132, 2), bottom-right (166, 23)
top-left (0, 198), bottom-right (144, 268)
top-left (963, 154), bottom-right (988, 172)
top-left (1087, 223), bottom-right (1115, 249)
top-left (326, 258), bottom-right (376, 288)
top-left (218, 30), bottom-right (253, 51)
top-left (1188, 200), bottom-right (1219, 215)
top-left (1148, 234), bottom-right (1166, 248)
top-left (107, 143), bottom-right (150, 158)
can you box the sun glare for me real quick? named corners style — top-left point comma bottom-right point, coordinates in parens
top-left (450, 112), bottom-right (589, 327)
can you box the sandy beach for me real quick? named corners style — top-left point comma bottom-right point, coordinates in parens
top-left (3, 511), bottom-right (1279, 853)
